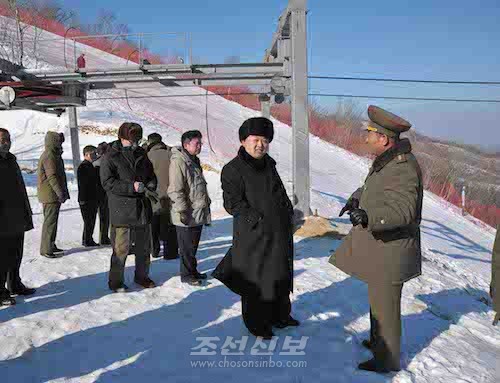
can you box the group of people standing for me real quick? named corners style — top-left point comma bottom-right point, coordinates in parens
top-left (0, 105), bottom-right (498, 376)
top-left (78, 123), bottom-right (212, 291)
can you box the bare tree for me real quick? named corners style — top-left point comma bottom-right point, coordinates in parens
top-left (4, 0), bottom-right (30, 65)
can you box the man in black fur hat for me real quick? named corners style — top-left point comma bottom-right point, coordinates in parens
top-left (213, 117), bottom-right (299, 339)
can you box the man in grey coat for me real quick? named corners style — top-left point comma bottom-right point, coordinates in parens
top-left (168, 130), bottom-right (211, 285)
top-left (330, 106), bottom-right (423, 373)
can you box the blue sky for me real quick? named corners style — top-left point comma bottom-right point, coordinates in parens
top-left (64, 0), bottom-right (500, 151)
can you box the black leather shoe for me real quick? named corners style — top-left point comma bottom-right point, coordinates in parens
top-left (274, 316), bottom-right (300, 329)
top-left (248, 327), bottom-right (275, 340)
top-left (181, 276), bottom-right (203, 286)
top-left (41, 253), bottom-right (61, 259)
top-left (52, 246), bottom-right (64, 253)
top-left (109, 284), bottom-right (129, 293)
top-left (358, 358), bottom-right (400, 373)
top-left (362, 339), bottom-right (373, 350)
top-left (100, 239), bottom-right (112, 246)
top-left (195, 272), bottom-right (207, 280)
top-left (134, 277), bottom-right (156, 289)
top-left (83, 241), bottom-right (99, 247)
top-left (9, 285), bottom-right (36, 296)
top-left (152, 252), bottom-right (162, 258)
top-left (0, 294), bottom-right (16, 306)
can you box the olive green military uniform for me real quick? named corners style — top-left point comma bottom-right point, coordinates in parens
top-left (37, 132), bottom-right (70, 255)
top-left (330, 106), bottom-right (424, 370)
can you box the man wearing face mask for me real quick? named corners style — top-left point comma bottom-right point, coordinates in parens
top-left (77, 145), bottom-right (99, 247)
top-left (168, 130), bottom-right (211, 286)
top-left (0, 128), bottom-right (36, 306)
top-left (100, 122), bottom-right (158, 292)
top-left (37, 131), bottom-right (70, 258)
top-left (212, 117), bottom-right (298, 339)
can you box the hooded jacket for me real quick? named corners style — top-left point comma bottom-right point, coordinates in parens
top-left (37, 131), bottom-right (70, 204)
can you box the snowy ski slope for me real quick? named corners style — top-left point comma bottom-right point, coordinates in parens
top-left (0, 16), bottom-right (498, 383)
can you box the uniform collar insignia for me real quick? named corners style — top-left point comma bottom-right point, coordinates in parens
top-left (372, 138), bottom-right (412, 172)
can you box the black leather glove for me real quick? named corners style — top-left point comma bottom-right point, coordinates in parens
top-left (339, 198), bottom-right (359, 217)
top-left (350, 208), bottom-right (368, 228)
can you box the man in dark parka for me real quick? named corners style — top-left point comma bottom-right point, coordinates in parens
top-left (93, 142), bottom-right (111, 245)
top-left (330, 106), bottom-right (423, 373)
top-left (100, 123), bottom-right (158, 292)
top-left (0, 128), bottom-right (36, 306)
top-left (491, 226), bottom-right (499, 325)
top-left (77, 145), bottom-right (99, 247)
top-left (213, 117), bottom-right (299, 339)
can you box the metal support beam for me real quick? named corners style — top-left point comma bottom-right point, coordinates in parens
top-left (68, 107), bottom-right (81, 178)
top-left (23, 63), bottom-right (284, 80)
top-left (259, 94), bottom-right (271, 118)
top-left (290, 0), bottom-right (311, 218)
top-left (264, 0), bottom-right (310, 218)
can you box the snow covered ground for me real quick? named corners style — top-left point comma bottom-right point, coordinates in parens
top-left (0, 16), bottom-right (498, 383)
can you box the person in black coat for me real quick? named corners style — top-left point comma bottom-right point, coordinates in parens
top-left (100, 123), bottom-right (158, 292)
top-left (77, 145), bottom-right (99, 247)
top-left (212, 117), bottom-right (299, 339)
top-left (0, 128), bottom-right (36, 306)
top-left (93, 142), bottom-right (111, 245)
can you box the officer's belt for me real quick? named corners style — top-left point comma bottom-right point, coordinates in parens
top-left (372, 225), bottom-right (419, 242)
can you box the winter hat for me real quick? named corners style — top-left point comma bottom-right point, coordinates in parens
top-left (238, 117), bottom-right (274, 142)
top-left (96, 142), bottom-right (109, 156)
top-left (118, 122), bottom-right (143, 143)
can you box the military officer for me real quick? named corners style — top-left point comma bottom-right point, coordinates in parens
top-left (330, 105), bottom-right (424, 373)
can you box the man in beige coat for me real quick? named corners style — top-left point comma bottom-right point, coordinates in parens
top-left (146, 133), bottom-right (178, 260)
top-left (330, 105), bottom-right (423, 373)
top-left (37, 131), bottom-right (70, 258)
top-left (168, 130), bottom-right (211, 286)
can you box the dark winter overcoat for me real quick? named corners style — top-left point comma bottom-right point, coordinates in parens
top-left (93, 156), bottom-right (107, 203)
top-left (100, 140), bottom-right (157, 227)
top-left (212, 147), bottom-right (294, 301)
top-left (0, 152), bottom-right (34, 236)
top-left (329, 138), bottom-right (424, 284)
top-left (77, 160), bottom-right (98, 203)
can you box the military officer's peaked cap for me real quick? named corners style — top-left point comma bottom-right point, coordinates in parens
top-left (366, 105), bottom-right (412, 138)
